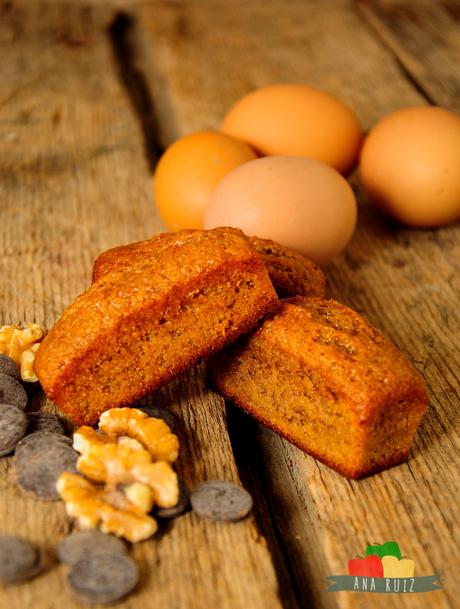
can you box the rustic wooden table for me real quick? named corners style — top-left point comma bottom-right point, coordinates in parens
top-left (0, 1), bottom-right (459, 608)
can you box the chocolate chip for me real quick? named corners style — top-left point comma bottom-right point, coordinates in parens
top-left (0, 404), bottom-right (27, 456)
top-left (15, 432), bottom-right (78, 501)
top-left (0, 535), bottom-right (40, 583)
top-left (0, 354), bottom-right (20, 381)
top-left (191, 480), bottom-right (253, 522)
top-left (27, 412), bottom-right (65, 435)
top-left (0, 373), bottom-right (27, 411)
top-left (58, 531), bottom-right (127, 566)
top-left (139, 406), bottom-right (179, 433)
top-left (68, 553), bottom-right (139, 604)
top-left (156, 478), bottom-right (190, 520)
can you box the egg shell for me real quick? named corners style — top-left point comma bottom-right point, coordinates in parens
top-left (204, 156), bottom-right (357, 266)
top-left (360, 106), bottom-right (460, 228)
top-left (221, 84), bottom-right (363, 174)
top-left (154, 131), bottom-right (257, 231)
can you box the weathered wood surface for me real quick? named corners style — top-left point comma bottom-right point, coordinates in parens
top-left (358, 0), bottom-right (460, 111)
top-left (137, 2), bottom-right (459, 609)
top-left (0, 1), bottom-right (459, 609)
top-left (0, 4), bottom-right (284, 609)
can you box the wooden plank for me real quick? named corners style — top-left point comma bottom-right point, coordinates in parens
top-left (0, 5), bottom-right (285, 609)
top-left (136, 0), bottom-right (422, 145)
top-left (136, 2), bottom-right (459, 608)
top-left (358, 0), bottom-right (460, 111)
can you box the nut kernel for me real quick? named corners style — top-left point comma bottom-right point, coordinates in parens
top-left (73, 426), bottom-right (146, 455)
top-left (77, 443), bottom-right (179, 508)
top-left (73, 426), bottom-right (111, 454)
top-left (64, 408), bottom-right (181, 540)
top-left (124, 482), bottom-right (155, 513)
top-left (76, 443), bottom-right (151, 484)
top-left (0, 324), bottom-right (46, 382)
top-left (57, 472), bottom-right (157, 542)
top-left (99, 408), bottom-right (179, 463)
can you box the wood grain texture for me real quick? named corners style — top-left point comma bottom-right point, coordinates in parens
top-left (358, 0), bottom-right (460, 111)
top-left (0, 4), bottom-right (284, 609)
top-left (137, 2), bottom-right (459, 608)
top-left (136, 0), bottom-right (422, 146)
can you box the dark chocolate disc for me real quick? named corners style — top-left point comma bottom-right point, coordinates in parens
top-left (0, 535), bottom-right (40, 583)
top-left (0, 404), bottom-right (27, 456)
top-left (27, 412), bottom-right (65, 435)
top-left (191, 480), bottom-right (253, 522)
top-left (68, 553), bottom-right (139, 604)
top-left (15, 432), bottom-right (78, 500)
top-left (0, 373), bottom-right (27, 411)
top-left (0, 354), bottom-right (21, 381)
top-left (58, 531), bottom-right (127, 566)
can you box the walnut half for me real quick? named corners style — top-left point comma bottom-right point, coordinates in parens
top-left (76, 443), bottom-right (179, 508)
top-left (60, 408), bottom-right (181, 542)
top-left (57, 472), bottom-right (158, 542)
top-left (99, 408), bottom-right (179, 463)
top-left (0, 323), bottom-right (46, 382)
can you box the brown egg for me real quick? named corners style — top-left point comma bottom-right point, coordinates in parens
top-left (204, 156), bottom-right (357, 266)
top-left (221, 84), bottom-right (363, 174)
top-left (154, 131), bottom-right (257, 230)
top-left (360, 106), bottom-right (460, 227)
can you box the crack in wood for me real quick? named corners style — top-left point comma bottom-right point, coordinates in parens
top-left (226, 404), bottom-right (303, 609)
top-left (108, 12), bottom-right (163, 172)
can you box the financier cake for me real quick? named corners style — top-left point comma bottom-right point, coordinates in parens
top-left (93, 233), bottom-right (325, 299)
top-left (208, 297), bottom-right (428, 479)
top-left (35, 228), bottom-right (279, 425)
top-left (249, 236), bottom-right (325, 298)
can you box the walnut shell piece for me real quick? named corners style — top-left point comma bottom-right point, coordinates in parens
top-left (57, 472), bottom-right (158, 543)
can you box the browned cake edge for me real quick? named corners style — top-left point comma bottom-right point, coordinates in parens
top-left (91, 230), bottom-right (197, 283)
top-left (92, 233), bottom-right (327, 299)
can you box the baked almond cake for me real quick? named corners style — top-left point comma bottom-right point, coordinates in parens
top-left (248, 237), bottom-right (326, 298)
top-left (35, 228), bottom-right (278, 425)
top-left (93, 232), bottom-right (326, 299)
top-left (91, 230), bottom-right (198, 283)
top-left (208, 297), bottom-right (428, 479)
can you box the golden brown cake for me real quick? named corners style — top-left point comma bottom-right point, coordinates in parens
top-left (91, 230), bottom-right (197, 284)
top-left (92, 233), bottom-right (325, 299)
top-left (35, 228), bottom-right (279, 425)
top-left (248, 236), bottom-right (326, 298)
top-left (208, 297), bottom-right (428, 479)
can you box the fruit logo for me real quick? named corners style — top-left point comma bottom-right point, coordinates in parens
top-left (348, 541), bottom-right (415, 578)
top-left (326, 540), bottom-right (443, 594)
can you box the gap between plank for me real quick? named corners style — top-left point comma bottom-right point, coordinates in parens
top-left (108, 12), bottom-right (163, 171)
top-left (227, 405), bottom-right (309, 609)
